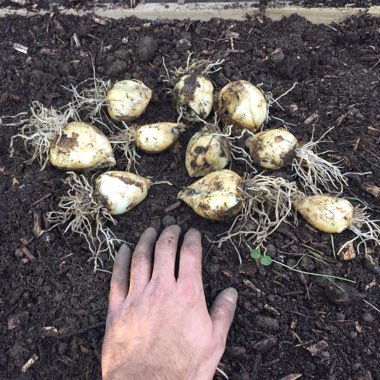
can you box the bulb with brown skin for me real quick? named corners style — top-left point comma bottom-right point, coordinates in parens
top-left (177, 169), bottom-right (244, 221)
top-left (95, 171), bottom-right (151, 215)
top-left (49, 122), bottom-right (116, 171)
top-left (246, 129), bottom-right (298, 170)
top-left (173, 73), bottom-right (214, 122)
top-left (185, 128), bottom-right (231, 177)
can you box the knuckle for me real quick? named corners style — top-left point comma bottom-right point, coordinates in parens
top-left (149, 279), bottom-right (172, 299)
top-left (132, 250), bottom-right (150, 266)
top-left (180, 279), bottom-right (201, 301)
top-left (181, 244), bottom-right (200, 257)
top-left (155, 236), bottom-right (176, 250)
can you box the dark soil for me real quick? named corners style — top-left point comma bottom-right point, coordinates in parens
top-left (1, 11), bottom-right (380, 380)
top-left (0, 0), bottom-right (378, 10)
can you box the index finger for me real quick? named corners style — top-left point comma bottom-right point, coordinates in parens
top-left (108, 244), bottom-right (132, 313)
top-left (177, 229), bottom-right (203, 284)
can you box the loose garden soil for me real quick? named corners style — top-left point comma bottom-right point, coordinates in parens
top-left (0, 9), bottom-right (379, 380)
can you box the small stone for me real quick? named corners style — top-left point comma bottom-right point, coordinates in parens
top-left (352, 363), bottom-right (362, 371)
top-left (362, 312), bottom-right (374, 323)
top-left (253, 336), bottom-right (278, 353)
top-left (255, 315), bottom-right (280, 331)
top-left (15, 248), bottom-right (24, 258)
top-left (136, 36), bottom-right (158, 62)
top-left (8, 311), bottom-right (29, 330)
top-left (299, 256), bottom-right (316, 271)
top-left (170, 162), bottom-right (178, 170)
top-left (40, 232), bottom-right (55, 244)
top-left (286, 259), bottom-right (297, 268)
top-left (243, 301), bottom-right (253, 312)
top-left (179, 31), bottom-right (192, 41)
top-left (162, 215), bottom-right (176, 228)
top-left (270, 47), bottom-right (285, 64)
top-left (336, 313), bottom-right (345, 320)
top-left (363, 254), bottom-right (380, 275)
top-left (176, 38), bottom-right (192, 53)
top-left (106, 59), bottom-right (128, 76)
top-left (321, 351), bottom-right (330, 359)
top-left (266, 244), bottom-right (276, 258)
top-left (322, 282), bottom-right (364, 306)
top-left (306, 340), bottom-right (328, 356)
top-left (231, 346), bottom-right (246, 356)
top-left (150, 216), bottom-right (161, 232)
top-left (114, 48), bottom-right (131, 61)
top-left (352, 370), bottom-right (373, 380)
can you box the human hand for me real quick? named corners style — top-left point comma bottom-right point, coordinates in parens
top-left (101, 225), bottom-right (238, 380)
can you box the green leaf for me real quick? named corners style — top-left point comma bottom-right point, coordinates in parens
top-left (250, 249), bottom-right (261, 260)
top-left (260, 256), bottom-right (273, 266)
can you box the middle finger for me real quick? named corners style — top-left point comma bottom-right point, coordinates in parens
top-left (151, 225), bottom-right (181, 282)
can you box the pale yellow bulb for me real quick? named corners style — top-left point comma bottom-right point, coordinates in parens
top-left (135, 122), bottom-right (185, 153)
top-left (294, 194), bottom-right (354, 233)
top-left (216, 80), bottom-right (267, 132)
top-left (178, 169), bottom-right (243, 221)
top-left (49, 122), bottom-right (116, 171)
top-left (106, 80), bottom-right (152, 122)
top-left (246, 129), bottom-right (298, 170)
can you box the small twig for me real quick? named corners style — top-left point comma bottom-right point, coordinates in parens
top-left (30, 193), bottom-right (51, 207)
top-left (363, 299), bottom-right (380, 313)
top-left (22, 246), bottom-right (36, 261)
top-left (165, 201), bottom-right (181, 214)
top-left (57, 321), bottom-right (106, 339)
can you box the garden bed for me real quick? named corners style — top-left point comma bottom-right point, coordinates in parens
top-left (0, 8), bottom-right (379, 380)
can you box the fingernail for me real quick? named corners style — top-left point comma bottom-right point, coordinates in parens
top-left (224, 287), bottom-right (238, 304)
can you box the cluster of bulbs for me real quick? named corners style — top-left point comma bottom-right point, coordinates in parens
top-left (11, 57), bottom-right (379, 265)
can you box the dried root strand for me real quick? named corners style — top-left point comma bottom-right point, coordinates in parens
top-left (214, 175), bottom-right (298, 252)
top-left (217, 124), bottom-right (258, 173)
top-left (10, 101), bottom-right (76, 170)
top-left (338, 206), bottom-right (380, 255)
top-left (293, 127), bottom-right (348, 194)
top-left (46, 172), bottom-right (120, 271)
top-left (163, 52), bottom-right (225, 86)
top-left (65, 76), bottom-right (118, 133)
top-left (109, 124), bottom-right (141, 173)
top-left (265, 82), bottom-right (298, 125)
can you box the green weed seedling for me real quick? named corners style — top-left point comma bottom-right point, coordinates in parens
top-left (250, 248), bottom-right (356, 284)
top-left (250, 249), bottom-right (273, 266)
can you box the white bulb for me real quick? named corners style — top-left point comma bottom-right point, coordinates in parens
top-left (106, 80), bottom-right (152, 122)
top-left (49, 122), bottom-right (115, 171)
top-left (96, 171), bottom-right (151, 215)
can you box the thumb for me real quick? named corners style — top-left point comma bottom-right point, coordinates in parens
top-left (210, 288), bottom-right (238, 348)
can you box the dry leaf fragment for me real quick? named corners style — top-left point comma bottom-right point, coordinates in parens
top-left (21, 354), bottom-right (38, 373)
top-left (13, 43), bottom-right (28, 54)
top-left (279, 374), bottom-right (303, 380)
top-left (361, 183), bottom-right (380, 197)
top-left (304, 113), bottom-right (319, 125)
top-left (92, 16), bottom-right (108, 25)
top-left (306, 340), bottom-right (328, 356)
top-left (355, 321), bottom-right (363, 333)
top-left (339, 242), bottom-right (356, 261)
